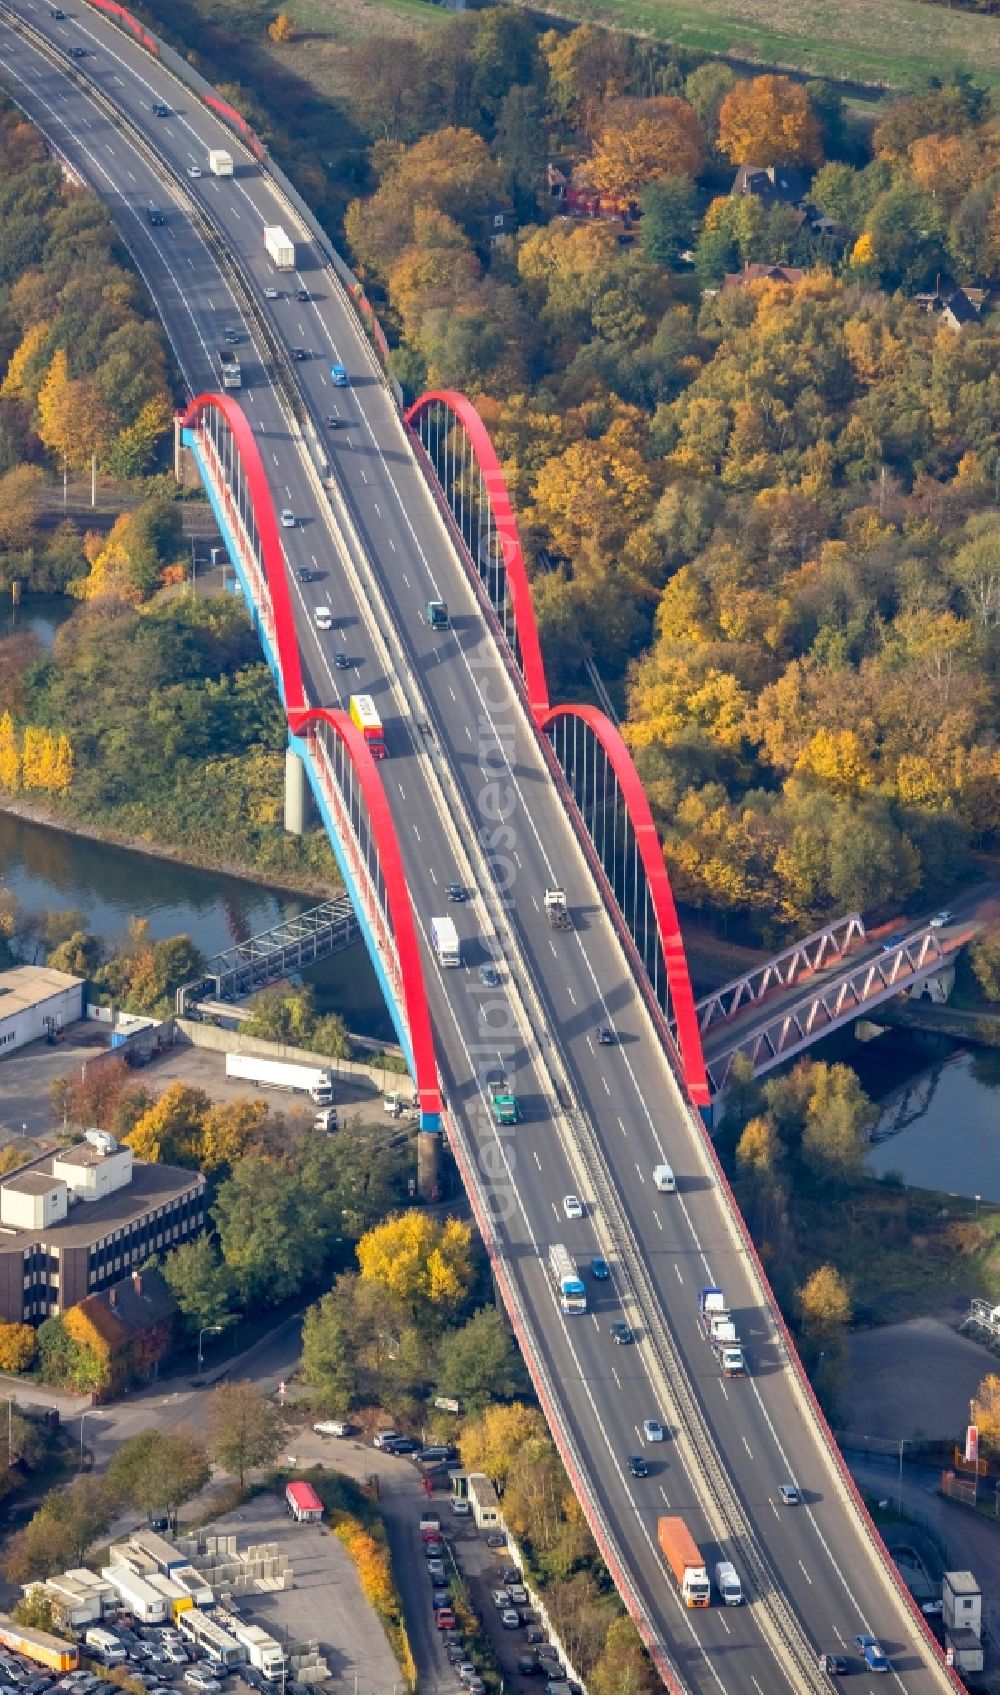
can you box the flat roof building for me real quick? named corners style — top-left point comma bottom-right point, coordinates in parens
top-left (0, 1135), bottom-right (204, 1324)
top-left (0, 966), bottom-right (83, 1056)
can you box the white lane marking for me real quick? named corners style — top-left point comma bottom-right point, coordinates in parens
top-left (673, 1265), bottom-right (683, 1284)
top-left (413, 825), bottom-right (421, 843)
top-left (602, 1078), bottom-right (611, 1095)
top-left (798, 1562), bottom-right (812, 1586)
top-left (653, 1214), bottom-right (663, 1230)
top-left (428, 867), bottom-right (437, 885)
top-left (743, 1437), bottom-right (753, 1459)
top-left (567, 987), bottom-right (576, 1006)
top-left (533, 1150), bottom-right (541, 1170)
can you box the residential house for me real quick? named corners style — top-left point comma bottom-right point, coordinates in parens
top-left (723, 261), bottom-right (806, 291)
top-left (63, 1267), bottom-right (178, 1400)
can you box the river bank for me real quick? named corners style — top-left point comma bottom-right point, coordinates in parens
top-left (0, 794), bottom-right (340, 903)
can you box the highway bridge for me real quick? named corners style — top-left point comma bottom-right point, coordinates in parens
top-left (0, 7), bottom-right (962, 1691)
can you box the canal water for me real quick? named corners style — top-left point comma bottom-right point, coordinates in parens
top-left (0, 810), bottom-right (392, 1040)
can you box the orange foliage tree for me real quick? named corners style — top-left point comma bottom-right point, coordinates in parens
top-left (580, 96), bottom-right (704, 200)
top-left (717, 75), bottom-right (822, 167)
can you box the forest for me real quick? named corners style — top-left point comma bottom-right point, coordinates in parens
top-left (325, 16), bottom-right (1000, 942)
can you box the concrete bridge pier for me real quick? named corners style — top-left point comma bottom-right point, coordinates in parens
top-left (284, 744), bottom-right (312, 835)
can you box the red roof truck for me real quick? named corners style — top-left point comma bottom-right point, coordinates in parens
top-left (286, 1481), bottom-right (323, 1523)
top-left (658, 1517), bottom-right (710, 1608)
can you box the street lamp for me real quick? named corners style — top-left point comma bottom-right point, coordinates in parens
top-left (898, 1437), bottom-right (909, 1515)
top-left (79, 1411), bottom-right (88, 1472)
top-left (197, 1325), bottom-right (223, 1376)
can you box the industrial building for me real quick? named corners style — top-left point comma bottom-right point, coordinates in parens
top-left (0, 1131), bottom-right (205, 1323)
top-left (0, 965), bottom-right (83, 1055)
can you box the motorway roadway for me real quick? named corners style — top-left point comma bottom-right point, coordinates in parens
top-left (0, 10), bottom-right (958, 1693)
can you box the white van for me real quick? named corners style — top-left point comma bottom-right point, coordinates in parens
top-left (85, 1631), bottom-right (126, 1664)
top-left (653, 1163), bottom-right (675, 1192)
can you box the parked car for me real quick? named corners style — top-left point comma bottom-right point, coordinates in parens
top-left (500, 1609), bottom-right (520, 1629)
top-left (450, 1498), bottom-right (470, 1516)
top-left (435, 1611), bottom-right (456, 1631)
top-left (485, 1531), bottom-right (506, 1548)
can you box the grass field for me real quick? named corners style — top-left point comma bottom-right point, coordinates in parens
top-left (530, 0), bottom-right (1000, 90)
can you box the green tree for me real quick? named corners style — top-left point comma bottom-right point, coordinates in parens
top-left (801, 1063), bottom-right (876, 1179)
top-left (640, 176), bottom-right (698, 269)
top-left (161, 1236), bottom-right (235, 1333)
top-left (969, 925), bottom-right (1000, 1002)
top-left (11, 1590), bottom-right (62, 1633)
top-left (213, 1157), bottom-right (313, 1306)
top-left (107, 1430), bottom-right (210, 1527)
top-left (300, 1290), bottom-right (357, 1413)
top-left (589, 1615), bottom-right (659, 1695)
top-left (3, 1476), bottom-right (114, 1581)
top-left (435, 1307), bottom-right (528, 1411)
top-left (35, 1315), bottom-right (103, 1393)
top-left (206, 1381), bottom-right (285, 1489)
top-left (47, 929), bottom-right (103, 977)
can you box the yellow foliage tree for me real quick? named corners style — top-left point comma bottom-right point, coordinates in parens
top-left (796, 1264), bottom-right (851, 1338)
top-left (580, 96), bottom-right (704, 200)
top-left (1, 321), bottom-right (51, 402)
top-left (0, 712), bottom-right (20, 792)
top-left (21, 726), bottom-right (55, 792)
top-left (528, 417), bottom-right (655, 557)
top-left (267, 11), bottom-right (294, 41)
top-left (735, 1115), bottom-right (778, 1178)
top-left (973, 1372), bottom-right (1000, 1451)
top-left (717, 75), bottom-right (822, 167)
top-left (49, 734), bottom-right (74, 794)
top-left (0, 1322), bottom-right (37, 1374)
top-left (793, 727), bottom-right (872, 796)
top-left (849, 231), bottom-right (874, 269)
top-left (626, 658), bottom-right (750, 753)
top-left (73, 513), bottom-right (142, 603)
top-left (37, 351), bottom-right (112, 471)
top-left (125, 1081), bottom-right (210, 1166)
top-left (200, 1098), bottom-right (271, 1173)
top-left (356, 1213), bottom-right (472, 1318)
top-left (458, 1401), bottom-right (549, 1494)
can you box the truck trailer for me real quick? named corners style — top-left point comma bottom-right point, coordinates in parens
top-left (218, 350), bottom-right (241, 390)
top-left (548, 1244), bottom-right (587, 1315)
top-left (430, 916), bottom-right (461, 967)
top-left (286, 1481), bottom-right (323, 1523)
top-left (543, 888), bottom-right (571, 929)
top-left (224, 1053), bottom-right (333, 1105)
top-left (209, 148), bottom-right (233, 176)
top-left (657, 1518), bottom-right (710, 1608)
top-left (698, 1288), bottom-right (746, 1376)
top-left (214, 1615), bottom-right (286, 1680)
top-left (0, 1619), bottom-right (78, 1673)
top-left (263, 224), bottom-right (295, 271)
top-left (348, 693), bottom-right (386, 759)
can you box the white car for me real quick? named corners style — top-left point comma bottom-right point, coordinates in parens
top-left (313, 605), bottom-right (333, 630)
top-left (643, 1419), bottom-right (665, 1442)
top-left (280, 508), bottom-right (295, 528)
top-left (450, 1498), bottom-right (470, 1516)
top-left (264, 286), bottom-right (279, 300)
top-left (929, 909), bottom-right (954, 928)
top-left (313, 1419), bottom-right (349, 1437)
top-left (183, 1675), bottom-right (220, 1695)
top-left (562, 1194), bottom-right (583, 1219)
top-left (187, 165), bottom-right (202, 178)
top-left (373, 1429), bottom-right (398, 1449)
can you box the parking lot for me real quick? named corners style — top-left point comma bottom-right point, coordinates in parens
top-left (0, 1027), bottom-right (381, 1148)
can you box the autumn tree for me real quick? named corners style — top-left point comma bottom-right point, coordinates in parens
top-left (717, 75), bottom-right (822, 167)
top-left (0, 1322), bottom-right (37, 1373)
top-left (200, 1097), bottom-right (272, 1173)
top-left (580, 97), bottom-right (704, 201)
top-left (125, 1081), bottom-right (210, 1166)
top-left (542, 23), bottom-right (632, 132)
top-left (206, 1381), bottom-right (285, 1489)
top-left (735, 1115), bottom-right (779, 1179)
top-left (107, 1430), bottom-right (210, 1527)
top-left (801, 1063), bottom-right (876, 1179)
top-left (357, 1213), bottom-right (472, 1324)
top-left (458, 1400), bottom-right (548, 1495)
top-left (796, 1264), bottom-right (851, 1340)
top-left (0, 711), bottom-right (20, 791)
top-left (590, 1615), bottom-right (660, 1695)
top-left (3, 1476), bottom-right (114, 1582)
top-left (973, 1372), bottom-right (1000, 1451)
top-left (267, 11), bottom-right (293, 42)
top-left (969, 925), bottom-right (1000, 1002)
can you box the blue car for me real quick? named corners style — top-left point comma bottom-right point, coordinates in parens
top-left (330, 363), bottom-right (348, 387)
top-left (855, 1635), bottom-right (889, 1673)
top-left (591, 1256), bottom-right (610, 1280)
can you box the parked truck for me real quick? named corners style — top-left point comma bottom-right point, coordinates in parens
top-left (285, 1481), bottom-right (323, 1523)
top-left (698, 1287), bottom-right (746, 1377)
top-left (263, 224), bottom-right (295, 271)
top-left (421, 599), bottom-right (450, 630)
top-left (548, 1244), bottom-right (587, 1315)
top-left (209, 148), bottom-right (233, 176)
top-left (657, 1518), bottom-right (710, 1608)
top-left (224, 1053), bottom-right (333, 1105)
top-left (487, 1078), bottom-right (518, 1125)
top-left (218, 350), bottom-right (241, 390)
top-left (714, 1561), bottom-right (742, 1606)
top-left (544, 887), bottom-right (571, 930)
top-left (430, 915), bottom-right (461, 967)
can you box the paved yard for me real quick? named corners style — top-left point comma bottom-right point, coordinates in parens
top-left (209, 1489), bottom-right (401, 1695)
top-left (841, 1316), bottom-right (991, 1443)
top-left (0, 1026), bottom-right (380, 1145)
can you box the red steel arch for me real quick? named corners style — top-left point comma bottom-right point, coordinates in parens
top-left (179, 392), bottom-right (441, 1120)
top-left (405, 389), bottom-right (550, 717)
top-left (540, 703), bottom-right (709, 1110)
top-left (405, 389), bottom-right (708, 1108)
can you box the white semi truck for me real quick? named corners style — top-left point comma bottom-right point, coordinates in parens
top-left (263, 224), bottom-right (295, 270)
top-left (430, 915), bottom-right (461, 966)
top-left (224, 1052), bottom-right (334, 1104)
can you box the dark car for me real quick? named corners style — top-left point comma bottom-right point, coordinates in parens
top-left (610, 1321), bottom-right (634, 1344)
top-left (153, 103), bottom-right (170, 116)
top-left (818, 1655), bottom-right (849, 1676)
top-left (383, 1436), bottom-right (419, 1454)
top-left (147, 207), bottom-right (164, 226)
top-left (485, 1531), bottom-right (506, 1548)
top-left (334, 653), bottom-right (350, 670)
top-left (291, 347), bottom-right (307, 360)
top-left (516, 1659), bottom-right (539, 1677)
top-left (478, 964), bottom-right (501, 987)
top-left (323, 416), bottom-right (341, 429)
top-left (418, 1445), bottom-right (456, 1464)
top-left (69, 44), bottom-right (86, 55)
top-left (525, 1628), bottom-right (544, 1645)
top-left (596, 1026), bottom-right (615, 1045)
top-left (627, 1455), bottom-right (648, 1478)
top-left (297, 567), bottom-right (311, 583)
top-left (500, 1567), bottom-right (521, 1585)
top-left (50, 7), bottom-right (65, 16)
top-left (296, 288), bottom-right (310, 303)
top-left (590, 1256), bottom-right (610, 1280)
top-left (446, 883), bottom-right (468, 902)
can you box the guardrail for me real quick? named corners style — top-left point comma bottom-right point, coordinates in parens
top-left (0, 12), bottom-right (963, 1687)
